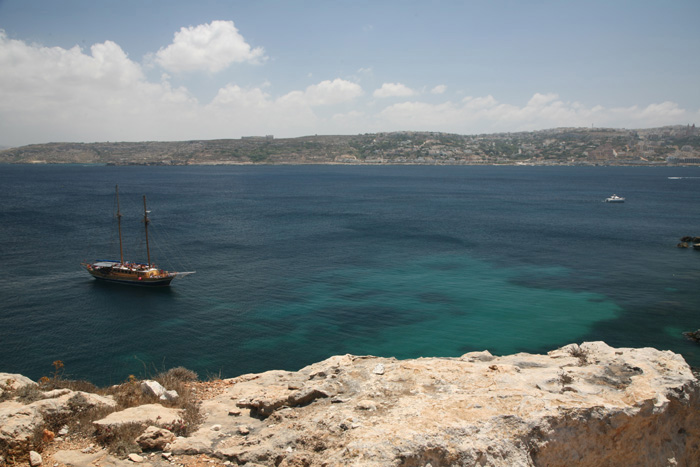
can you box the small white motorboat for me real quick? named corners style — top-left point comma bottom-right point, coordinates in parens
top-left (605, 194), bottom-right (625, 203)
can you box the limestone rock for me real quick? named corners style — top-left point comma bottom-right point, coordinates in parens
top-left (141, 380), bottom-right (178, 401)
top-left (29, 450), bottom-right (42, 466)
top-left (0, 389), bottom-right (115, 453)
top-left (135, 425), bottom-right (176, 451)
top-left (3, 343), bottom-right (698, 466)
top-left (94, 403), bottom-right (181, 428)
top-left (0, 373), bottom-right (37, 397)
top-left (171, 342), bottom-right (699, 466)
top-left (683, 329), bottom-right (700, 343)
top-left (53, 448), bottom-right (131, 467)
top-left (234, 371), bottom-right (336, 418)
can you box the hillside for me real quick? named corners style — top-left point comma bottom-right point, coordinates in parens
top-left (1, 125), bottom-right (699, 166)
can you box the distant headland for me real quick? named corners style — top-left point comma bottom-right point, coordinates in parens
top-left (1, 125), bottom-right (698, 167)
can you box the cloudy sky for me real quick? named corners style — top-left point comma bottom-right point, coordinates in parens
top-left (1, 0), bottom-right (698, 147)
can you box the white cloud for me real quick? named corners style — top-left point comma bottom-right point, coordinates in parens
top-left (462, 95), bottom-right (499, 110)
top-left (527, 92), bottom-right (558, 107)
top-left (278, 79), bottom-right (363, 107)
top-left (375, 94), bottom-right (697, 135)
top-left (0, 30), bottom-right (198, 143)
top-left (431, 85), bottom-right (447, 94)
top-left (154, 20), bottom-right (265, 73)
top-left (209, 84), bottom-right (271, 108)
top-left (206, 84), bottom-right (317, 136)
top-left (0, 30), bottom-right (696, 146)
top-left (373, 82), bottom-right (416, 98)
top-left (638, 101), bottom-right (685, 119)
top-left (303, 79), bottom-right (364, 106)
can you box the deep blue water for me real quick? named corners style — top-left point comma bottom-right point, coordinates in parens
top-left (1, 164), bottom-right (699, 385)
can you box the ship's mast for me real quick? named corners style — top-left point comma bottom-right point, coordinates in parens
top-left (143, 195), bottom-right (151, 267)
top-left (116, 185), bottom-right (124, 264)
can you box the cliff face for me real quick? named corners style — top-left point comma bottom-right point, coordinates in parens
top-left (172, 341), bottom-right (699, 466)
top-left (2, 342), bottom-right (699, 466)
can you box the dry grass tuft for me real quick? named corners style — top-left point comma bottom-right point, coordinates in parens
top-left (568, 344), bottom-right (590, 366)
top-left (95, 422), bottom-right (146, 457)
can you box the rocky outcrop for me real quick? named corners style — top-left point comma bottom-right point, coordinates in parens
top-left (140, 380), bottom-right (179, 402)
top-left (93, 404), bottom-right (182, 428)
top-left (135, 426), bottom-right (176, 451)
top-left (2, 342), bottom-right (699, 466)
top-left (166, 342), bottom-right (699, 466)
top-left (0, 378), bottom-right (116, 458)
top-left (684, 329), bottom-right (700, 343)
top-left (0, 373), bottom-right (36, 398)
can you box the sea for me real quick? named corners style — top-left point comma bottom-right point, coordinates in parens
top-left (1, 164), bottom-right (699, 385)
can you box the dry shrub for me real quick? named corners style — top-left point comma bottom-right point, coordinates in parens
top-left (106, 380), bottom-right (157, 410)
top-left (1, 438), bottom-right (33, 466)
top-left (15, 385), bottom-right (44, 404)
top-left (164, 398), bottom-right (203, 437)
top-left (558, 371), bottom-right (574, 387)
top-left (154, 368), bottom-right (203, 436)
top-left (1, 365), bottom-right (204, 463)
top-left (568, 344), bottom-right (590, 366)
top-left (102, 367), bottom-right (204, 436)
top-left (53, 379), bottom-right (100, 393)
top-left (0, 380), bottom-right (16, 403)
top-left (95, 423), bottom-right (145, 457)
top-left (43, 394), bottom-right (117, 440)
top-left (159, 366), bottom-right (198, 383)
top-left (0, 421), bottom-right (53, 466)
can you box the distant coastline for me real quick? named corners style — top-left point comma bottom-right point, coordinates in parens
top-left (1, 125), bottom-right (698, 166)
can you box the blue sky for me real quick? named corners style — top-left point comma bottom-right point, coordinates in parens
top-left (0, 0), bottom-right (698, 146)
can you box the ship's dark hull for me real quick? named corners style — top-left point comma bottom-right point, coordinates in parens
top-left (90, 274), bottom-right (175, 287)
top-left (83, 262), bottom-right (177, 287)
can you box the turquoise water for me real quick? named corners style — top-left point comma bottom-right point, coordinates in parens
top-left (0, 164), bottom-right (698, 384)
top-left (244, 256), bottom-right (620, 360)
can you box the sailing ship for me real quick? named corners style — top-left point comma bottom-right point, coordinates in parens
top-left (81, 185), bottom-right (194, 286)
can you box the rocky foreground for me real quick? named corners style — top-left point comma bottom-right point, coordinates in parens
top-left (1, 342), bottom-right (699, 466)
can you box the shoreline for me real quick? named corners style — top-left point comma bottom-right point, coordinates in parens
top-left (2, 160), bottom-right (699, 167)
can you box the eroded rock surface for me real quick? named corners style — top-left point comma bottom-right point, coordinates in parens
top-left (2, 342), bottom-right (698, 466)
top-left (0, 379), bottom-right (116, 452)
top-left (0, 373), bottom-right (37, 397)
top-left (93, 403), bottom-right (182, 428)
top-left (135, 426), bottom-right (176, 451)
top-left (170, 342), bottom-right (699, 466)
